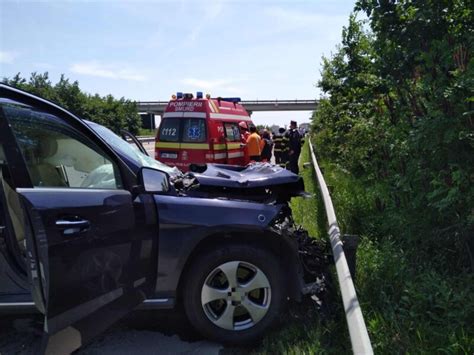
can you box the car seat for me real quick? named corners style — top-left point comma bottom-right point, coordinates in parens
top-left (28, 136), bottom-right (67, 187)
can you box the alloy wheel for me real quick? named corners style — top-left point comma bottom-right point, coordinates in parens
top-left (200, 261), bottom-right (271, 331)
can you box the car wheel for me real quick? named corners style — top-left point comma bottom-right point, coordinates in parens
top-left (182, 244), bottom-right (285, 345)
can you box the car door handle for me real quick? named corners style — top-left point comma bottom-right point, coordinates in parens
top-left (56, 219), bottom-right (90, 236)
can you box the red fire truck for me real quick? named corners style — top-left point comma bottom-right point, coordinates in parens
top-left (155, 92), bottom-right (253, 171)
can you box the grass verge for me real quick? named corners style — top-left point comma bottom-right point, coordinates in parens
top-left (314, 147), bottom-right (474, 354)
top-left (250, 141), bottom-right (351, 354)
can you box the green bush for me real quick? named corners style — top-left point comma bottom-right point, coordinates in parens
top-left (316, 153), bottom-right (474, 353)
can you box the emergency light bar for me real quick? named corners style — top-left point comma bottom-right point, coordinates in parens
top-left (175, 92), bottom-right (240, 102)
top-left (217, 97), bottom-right (241, 103)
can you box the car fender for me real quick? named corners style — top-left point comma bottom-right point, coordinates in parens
top-left (152, 195), bottom-right (283, 297)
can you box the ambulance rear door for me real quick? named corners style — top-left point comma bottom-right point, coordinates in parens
top-left (156, 113), bottom-right (182, 167)
top-left (180, 113), bottom-right (209, 167)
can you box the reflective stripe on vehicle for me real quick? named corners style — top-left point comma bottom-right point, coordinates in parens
top-left (162, 112), bottom-right (207, 118)
top-left (209, 113), bottom-right (250, 120)
top-left (209, 100), bottom-right (219, 113)
top-left (155, 142), bottom-right (180, 149)
top-left (181, 143), bottom-right (210, 149)
top-left (226, 143), bottom-right (241, 149)
top-left (205, 153), bottom-right (227, 160)
top-left (228, 151), bottom-right (244, 158)
top-left (183, 112), bottom-right (207, 118)
top-left (156, 142), bottom-right (210, 150)
top-left (163, 112), bottom-right (184, 118)
top-left (213, 143), bottom-right (241, 150)
top-left (214, 153), bottom-right (227, 159)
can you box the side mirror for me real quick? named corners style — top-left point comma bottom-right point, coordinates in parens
top-left (138, 167), bottom-right (170, 193)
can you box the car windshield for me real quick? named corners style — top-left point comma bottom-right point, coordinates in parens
top-left (87, 121), bottom-right (181, 177)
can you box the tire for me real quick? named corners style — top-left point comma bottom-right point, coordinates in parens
top-left (182, 243), bottom-right (285, 345)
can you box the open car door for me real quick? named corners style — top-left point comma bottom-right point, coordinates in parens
top-left (121, 129), bottom-right (150, 156)
top-left (0, 85), bottom-right (158, 354)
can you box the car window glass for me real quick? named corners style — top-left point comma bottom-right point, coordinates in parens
top-left (88, 121), bottom-right (181, 177)
top-left (182, 118), bottom-right (206, 143)
top-left (123, 137), bottom-right (141, 152)
top-left (224, 123), bottom-right (240, 142)
top-left (2, 103), bottom-right (122, 189)
top-left (159, 118), bottom-right (180, 142)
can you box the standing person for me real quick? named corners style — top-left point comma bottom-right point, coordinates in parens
top-left (239, 121), bottom-right (251, 164)
top-left (246, 125), bottom-right (261, 162)
top-left (286, 120), bottom-right (302, 174)
top-left (260, 130), bottom-right (273, 162)
top-left (239, 121), bottom-right (250, 142)
top-left (273, 127), bottom-right (287, 167)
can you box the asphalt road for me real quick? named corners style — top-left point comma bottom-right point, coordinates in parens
top-left (0, 299), bottom-right (320, 355)
top-left (0, 310), bottom-right (224, 355)
top-left (142, 140), bottom-right (155, 157)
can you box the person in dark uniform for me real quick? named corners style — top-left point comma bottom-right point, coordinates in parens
top-left (260, 130), bottom-right (273, 162)
top-left (286, 120), bottom-right (302, 174)
top-left (273, 127), bottom-right (287, 167)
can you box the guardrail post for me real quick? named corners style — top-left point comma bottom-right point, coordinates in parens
top-left (341, 234), bottom-right (359, 280)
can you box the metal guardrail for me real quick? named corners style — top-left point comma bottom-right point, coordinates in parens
top-left (308, 139), bottom-right (373, 355)
top-left (136, 136), bottom-right (155, 143)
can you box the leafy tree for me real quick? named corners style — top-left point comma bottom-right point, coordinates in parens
top-left (2, 72), bottom-right (142, 134)
top-left (313, 1), bottom-right (473, 271)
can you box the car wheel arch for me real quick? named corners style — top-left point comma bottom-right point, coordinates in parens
top-left (175, 230), bottom-right (303, 305)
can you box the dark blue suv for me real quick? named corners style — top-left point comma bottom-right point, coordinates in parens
top-left (0, 84), bottom-right (328, 353)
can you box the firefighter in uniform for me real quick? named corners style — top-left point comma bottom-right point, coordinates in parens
top-left (286, 120), bottom-right (302, 174)
top-left (273, 127), bottom-right (287, 167)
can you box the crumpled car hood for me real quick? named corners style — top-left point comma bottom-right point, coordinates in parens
top-left (190, 163), bottom-right (302, 188)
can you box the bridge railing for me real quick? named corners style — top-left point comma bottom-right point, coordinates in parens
top-left (239, 99), bottom-right (317, 105)
top-left (136, 99), bottom-right (318, 105)
top-left (308, 138), bottom-right (373, 355)
top-left (137, 101), bottom-right (168, 105)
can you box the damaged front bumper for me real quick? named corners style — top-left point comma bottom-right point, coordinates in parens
top-left (269, 206), bottom-right (332, 302)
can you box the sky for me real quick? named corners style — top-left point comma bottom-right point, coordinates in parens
top-left (0, 0), bottom-right (356, 127)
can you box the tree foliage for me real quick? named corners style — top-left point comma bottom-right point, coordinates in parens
top-left (312, 1), bottom-right (473, 271)
top-left (311, 3), bottom-right (473, 351)
top-left (2, 72), bottom-right (141, 134)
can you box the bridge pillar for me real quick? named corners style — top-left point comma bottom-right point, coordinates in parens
top-left (140, 113), bottom-right (155, 130)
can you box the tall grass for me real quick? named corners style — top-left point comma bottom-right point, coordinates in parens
top-left (315, 146), bottom-right (474, 354)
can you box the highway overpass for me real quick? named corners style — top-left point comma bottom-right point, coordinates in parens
top-left (137, 99), bottom-right (319, 115)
